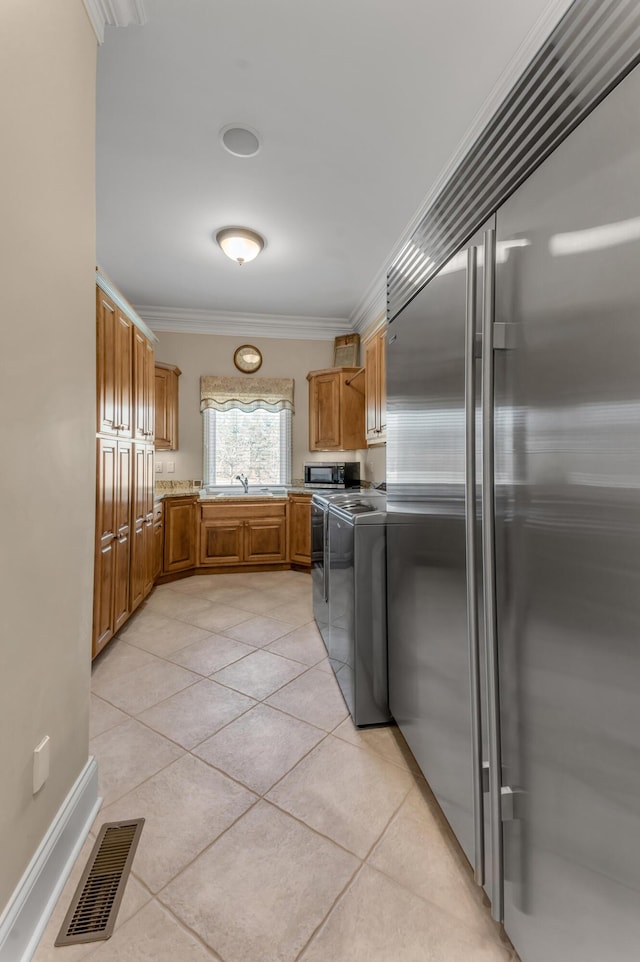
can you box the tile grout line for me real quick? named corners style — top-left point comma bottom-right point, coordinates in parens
top-left (290, 781), bottom-right (424, 962)
top-left (293, 860), bottom-right (368, 962)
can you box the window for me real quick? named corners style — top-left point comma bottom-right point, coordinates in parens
top-left (200, 375), bottom-right (295, 488)
top-left (203, 407), bottom-right (292, 486)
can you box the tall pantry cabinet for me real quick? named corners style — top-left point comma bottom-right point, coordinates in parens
top-left (93, 273), bottom-right (156, 658)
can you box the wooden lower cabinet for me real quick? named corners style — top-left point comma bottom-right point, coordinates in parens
top-left (113, 441), bottom-right (132, 632)
top-left (93, 438), bottom-right (117, 655)
top-left (94, 438), bottom-right (135, 657)
top-left (288, 493), bottom-right (312, 566)
top-left (245, 516), bottom-right (287, 563)
top-left (155, 493), bottom-right (313, 585)
top-left (143, 444), bottom-right (155, 595)
top-left (163, 496), bottom-right (198, 573)
top-left (152, 501), bottom-right (164, 581)
top-left (199, 502), bottom-right (288, 567)
top-left (92, 439), bottom-right (154, 658)
top-left (130, 442), bottom-right (154, 612)
top-left (200, 519), bottom-right (244, 566)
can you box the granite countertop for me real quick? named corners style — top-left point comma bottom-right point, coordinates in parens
top-left (155, 484), bottom-right (313, 502)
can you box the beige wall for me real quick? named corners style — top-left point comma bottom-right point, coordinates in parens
top-left (0, 0), bottom-right (96, 910)
top-left (154, 330), bottom-right (387, 485)
top-left (359, 443), bottom-right (386, 486)
top-left (154, 331), bottom-right (342, 481)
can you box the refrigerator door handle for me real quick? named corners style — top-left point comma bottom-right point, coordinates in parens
top-left (482, 226), bottom-right (504, 923)
top-left (323, 508), bottom-right (329, 603)
top-left (464, 245), bottom-right (485, 886)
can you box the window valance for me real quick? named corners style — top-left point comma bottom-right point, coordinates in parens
top-left (200, 376), bottom-right (294, 413)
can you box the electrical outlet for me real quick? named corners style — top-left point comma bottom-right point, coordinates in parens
top-left (167, 461), bottom-right (175, 473)
top-left (155, 462), bottom-right (163, 473)
top-left (33, 736), bottom-right (50, 794)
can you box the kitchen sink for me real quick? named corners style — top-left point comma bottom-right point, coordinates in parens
top-left (201, 487), bottom-right (288, 499)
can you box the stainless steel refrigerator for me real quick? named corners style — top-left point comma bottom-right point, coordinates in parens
top-left (386, 61), bottom-right (640, 962)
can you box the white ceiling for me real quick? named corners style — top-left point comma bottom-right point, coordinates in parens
top-left (96, 0), bottom-right (567, 336)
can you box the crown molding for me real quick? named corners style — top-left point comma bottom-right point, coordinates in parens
top-left (349, 0), bottom-right (574, 324)
top-left (82, 0), bottom-right (146, 44)
top-left (97, 269), bottom-right (158, 342)
top-left (350, 280), bottom-right (386, 335)
top-left (137, 305), bottom-right (352, 341)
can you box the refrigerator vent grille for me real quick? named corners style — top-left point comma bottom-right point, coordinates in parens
top-left (387, 0), bottom-right (640, 321)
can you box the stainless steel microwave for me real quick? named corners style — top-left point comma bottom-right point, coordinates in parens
top-left (304, 461), bottom-right (360, 488)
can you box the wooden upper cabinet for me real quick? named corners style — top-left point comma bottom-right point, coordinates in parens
top-left (115, 311), bottom-right (133, 437)
top-left (377, 327), bottom-right (387, 437)
top-left (365, 337), bottom-right (378, 440)
top-left (133, 328), bottom-right (155, 441)
top-left (96, 290), bottom-right (134, 438)
top-left (307, 367), bottom-right (366, 451)
top-left (364, 326), bottom-right (387, 445)
top-left (97, 292), bottom-right (117, 435)
top-left (155, 363), bottom-right (181, 450)
top-left (145, 337), bottom-right (155, 441)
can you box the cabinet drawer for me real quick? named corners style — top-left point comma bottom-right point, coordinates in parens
top-left (200, 501), bottom-right (287, 521)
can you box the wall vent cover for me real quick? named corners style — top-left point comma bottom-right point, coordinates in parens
top-left (55, 819), bottom-right (144, 946)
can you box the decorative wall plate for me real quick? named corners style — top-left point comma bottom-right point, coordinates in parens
top-left (233, 344), bottom-right (263, 373)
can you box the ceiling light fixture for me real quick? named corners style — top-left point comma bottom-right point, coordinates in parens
top-left (216, 227), bottom-right (265, 266)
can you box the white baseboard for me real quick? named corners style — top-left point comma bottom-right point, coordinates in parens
top-left (0, 757), bottom-right (101, 962)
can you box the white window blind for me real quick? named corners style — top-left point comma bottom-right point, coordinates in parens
top-left (203, 408), bottom-right (292, 486)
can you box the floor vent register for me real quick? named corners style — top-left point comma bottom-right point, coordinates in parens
top-left (55, 819), bottom-right (144, 946)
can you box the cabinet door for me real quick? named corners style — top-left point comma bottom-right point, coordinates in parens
top-left (97, 293), bottom-right (117, 435)
top-left (310, 373), bottom-right (341, 449)
top-left (133, 329), bottom-right (148, 441)
top-left (199, 520), bottom-right (244, 566)
top-left (377, 327), bottom-right (387, 437)
top-left (245, 517), bottom-right (287, 563)
top-left (93, 438), bottom-right (117, 656)
top-left (154, 365), bottom-right (179, 450)
top-left (153, 519), bottom-right (163, 581)
top-left (143, 444), bottom-right (155, 596)
top-left (289, 496), bottom-right (311, 566)
top-left (163, 498), bottom-right (197, 572)
top-left (113, 440), bottom-right (132, 632)
top-left (115, 311), bottom-right (133, 437)
top-left (154, 368), bottom-right (170, 448)
top-left (364, 330), bottom-right (387, 445)
top-left (144, 444), bottom-right (155, 519)
top-left (144, 337), bottom-right (155, 440)
top-left (130, 443), bottom-right (147, 610)
top-left (365, 337), bottom-right (378, 441)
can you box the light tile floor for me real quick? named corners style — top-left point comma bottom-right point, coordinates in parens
top-left (34, 570), bottom-right (516, 962)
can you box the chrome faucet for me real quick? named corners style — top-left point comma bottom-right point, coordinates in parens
top-left (235, 473), bottom-right (249, 494)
